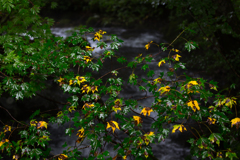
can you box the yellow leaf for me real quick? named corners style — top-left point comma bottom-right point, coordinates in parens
top-left (58, 154), bottom-right (68, 160)
top-left (133, 116), bottom-right (142, 125)
top-left (3, 125), bottom-right (11, 132)
top-left (106, 121), bottom-right (120, 133)
top-left (145, 41), bottom-right (153, 50)
top-left (140, 107), bottom-right (153, 116)
top-left (37, 121), bottom-right (48, 129)
top-left (158, 86), bottom-right (170, 95)
top-left (75, 76), bottom-right (86, 85)
top-left (231, 117), bottom-right (240, 128)
top-left (68, 106), bottom-right (76, 113)
top-left (172, 124), bottom-right (187, 133)
top-left (57, 77), bottom-right (64, 83)
top-left (187, 100), bottom-right (200, 112)
top-left (69, 80), bottom-right (73, 85)
top-left (112, 106), bottom-right (121, 113)
top-left (172, 54), bottom-right (181, 61)
top-left (158, 60), bottom-right (165, 67)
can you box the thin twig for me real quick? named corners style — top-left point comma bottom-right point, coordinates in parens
top-left (0, 120), bottom-right (5, 125)
top-left (0, 71), bottom-right (8, 77)
top-left (0, 106), bottom-right (28, 126)
top-left (38, 108), bottom-right (59, 114)
top-left (97, 66), bottom-right (127, 80)
top-left (36, 93), bottom-right (68, 105)
top-left (49, 145), bottom-right (91, 160)
top-left (197, 122), bottom-right (204, 134)
top-left (185, 124), bottom-right (198, 139)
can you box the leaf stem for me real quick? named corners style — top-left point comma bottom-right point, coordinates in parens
top-left (0, 106), bottom-right (28, 127)
top-left (169, 30), bottom-right (185, 47)
top-left (191, 127), bottom-right (201, 138)
top-left (200, 122), bottom-right (212, 133)
top-left (235, 104), bottom-right (238, 117)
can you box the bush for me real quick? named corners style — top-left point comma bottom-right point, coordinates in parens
top-left (0, 1), bottom-right (239, 160)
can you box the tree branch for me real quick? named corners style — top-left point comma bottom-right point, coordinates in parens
top-left (0, 106), bottom-right (28, 126)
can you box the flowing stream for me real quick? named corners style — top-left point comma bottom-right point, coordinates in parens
top-left (0, 26), bottom-right (211, 160)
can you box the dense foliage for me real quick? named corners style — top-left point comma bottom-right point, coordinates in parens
top-left (0, 0), bottom-right (240, 160)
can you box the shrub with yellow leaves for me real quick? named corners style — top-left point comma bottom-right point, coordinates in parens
top-left (1, 22), bottom-right (240, 160)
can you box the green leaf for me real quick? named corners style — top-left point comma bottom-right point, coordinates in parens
top-left (117, 148), bottom-right (124, 155)
top-left (145, 55), bottom-right (154, 62)
top-left (62, 84), bottom-right (71, 92)
top-left (161, 47), bottom-right (167, 51)
top-left (46, 18), bottom-right (55, 26)
top-left (97, 154), bottom-right (104, 159)
top-left (71, 87), bottom-right (80, 94)
top-left (162, 129), bottom-right (169, 136)
top-left (102, 151), bottom-right (110, 156)
top-left (97, 42), bottom-right (107, 49)
top-left (178, 62), bottom-right (186, 69)
top-left (187, 138), bottom-right (195, 146)
top-left (208, 133), bottom-right (223, 146)
top-left (92, 79), bottom-right (101, 86)
top-left (29, 148), bottom-right (42, 160)
top-left (29, 109), bottom-right (40, 120)
top-left (129, 73), bottom-right (138, 85)
top-left (110, 34), bottom-right (117, 41)
top-left (21, 83), bottom-right (29, 91)
top-left (47, 68), bottom-right (55, 74)
top-left (141, 64), bottom-right (149, 71)
top-left (72, 95), bottom-right (79, 102)
top-left (139, 86), bottom-right (147, 91)
top-left (95, 123), bottom-right (105, 133)
top-left (167, 71), bottom-right (174, 77)
top-left (115, 78), bottom-right (123, 85)
top-left (51, 2), bottom-right (58, 9)
top-left (226, 150), bottom-right (238, 160)
top-left (3, 2), bottom-right (15, 13)
top-left (117, 56), bottom-right (127, 64)
top-left (19, 130), bottom-right (28, 138)
top-left (14, 91), bottom-right (24, 100)
top-left (185, 41), bottom-right (198, 52)
top-left (22, 147), bottom-right (31, 156)
top-left (230, 83), bottom-right (236, 89)
top-left (147, 70), bottom-right (155, 77)
top-left (142, 78), bottom-right (148, 83)
top-left (114, 143), bottom-right (120, 150)
top-left (30, 5), bottom-right (40, 15)
top-left (63, 115), bottom-right (70, 123)
top-left (187, 28), bottom-right (196, 33)
top-left (90, 63), bottom-right (100, 71)
top-left (127, 61), bottom-right (137, 68)
top-left (3, 50), bottom-right (15, 63)
top-left (62, 142), bottom-right (68, 148)
top-left (110, 42), bottom-right (120, 50)
top-left (99, 112), bottom-right (107, 120)
top-left (65, 128), bottom-right (74, 136)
